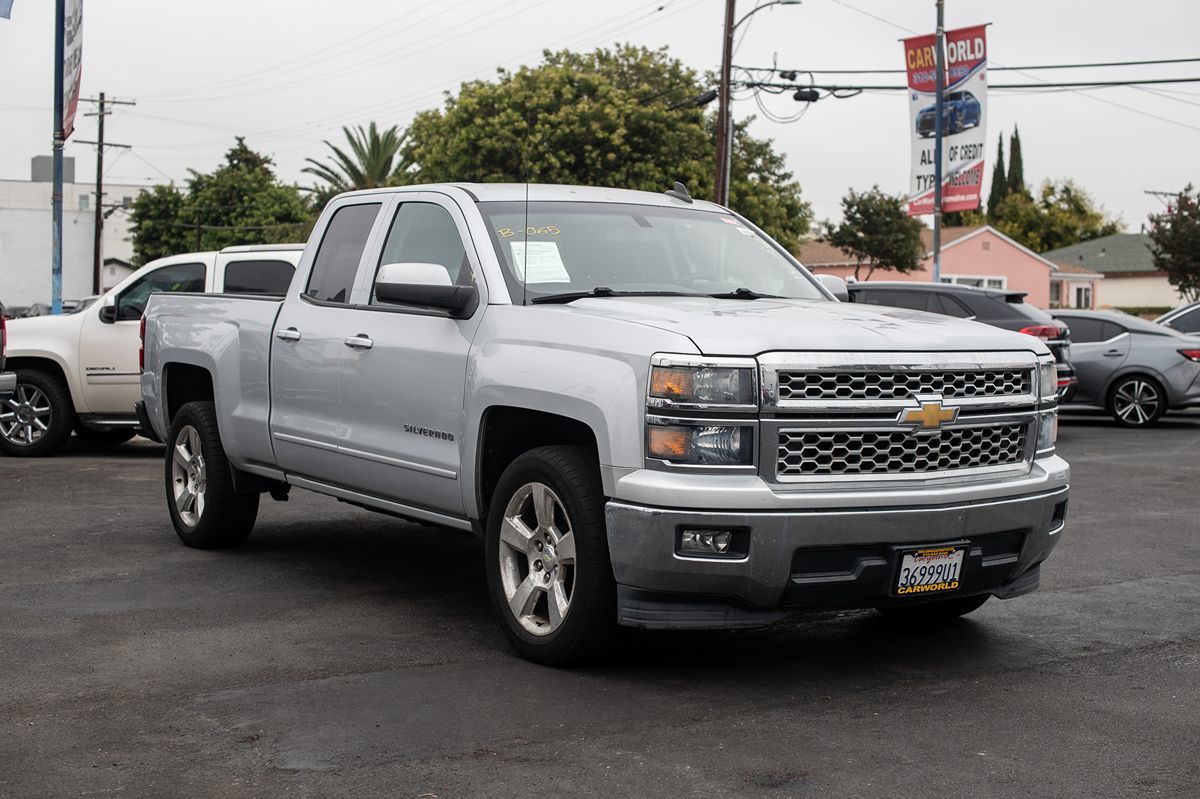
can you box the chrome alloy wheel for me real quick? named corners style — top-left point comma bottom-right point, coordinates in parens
top-left (171, 425), bottom-right (207, 527)
top-left (0, 384), bottom-right (52, 446)
top-left (1113, 379), bottom-right (1161, 426)
top-left (498, 482), bottom-right (577, 636)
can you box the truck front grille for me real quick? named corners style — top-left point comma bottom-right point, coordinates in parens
top-left (776, 369), bottom-right (1031, 401)
top-left (776, 424), bottom-right (1027, 477)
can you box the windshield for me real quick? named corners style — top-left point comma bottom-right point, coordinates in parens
top-left (477, 201), bottom-right (825, 304)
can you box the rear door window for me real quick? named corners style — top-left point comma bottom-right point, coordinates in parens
top-left (1167, 307), bottom-right (1200, 333)
top-left (933, 293), bottom-right (974, 318)
top-left (304, 203), bottom-right (381, 304)
top-left (855, 289), bottom-right (928, 312)
top-left (1060, 317), bottom-right (1105, 343)
top-left (223, 259), bottom-right (296, 295)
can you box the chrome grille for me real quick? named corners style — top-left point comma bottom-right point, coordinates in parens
top-left (777, 424), bottom-right (1026, 477)
top-left (777, 369), bottom-right (1031, 401)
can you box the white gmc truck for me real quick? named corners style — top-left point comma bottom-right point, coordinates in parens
top-left (140, 183), bottom-right (1070, 664)
top-left (1, 245), bottom-right (301, 456)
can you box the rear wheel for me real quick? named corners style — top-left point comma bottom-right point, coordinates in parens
top-left (0, 369), bottom-right (75, 457)
top-left (165, 401), bottom-right (258, 548)
top-left (877, 594), bottom-right (990, 621)
top-left (1108, 375), bottom-right (1166, 427)
top-left (485, 445), bottom-right (621, 665)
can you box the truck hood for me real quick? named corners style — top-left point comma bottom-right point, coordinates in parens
top-left (556, 296), bottom-right (1048, 356)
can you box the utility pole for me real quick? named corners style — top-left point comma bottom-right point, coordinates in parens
top-left (78, 92), bottom-right (134, 295)
top-left (51, 0), bottom-right (65, 315)
top-left (931, 0), bottom-right (946, 284)
top-left (714, 0), bottom-right (736, 207)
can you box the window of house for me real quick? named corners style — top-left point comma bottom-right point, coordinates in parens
top-left (1049, 281), bottom-right (1062, 308)
top-left (79, 195), bottom-right (89, 210)
top-left (940, 274), bottom-right (1007, 290)
top-left (1074, 286), bottom-right (1092, 309)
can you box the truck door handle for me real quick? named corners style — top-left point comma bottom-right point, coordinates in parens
top-left (344, 335), bottom-right (374, 350)
top-left (275, 328), bottom-right (301, 342)
top-left (1103, 349), bottom-right (1123, 357)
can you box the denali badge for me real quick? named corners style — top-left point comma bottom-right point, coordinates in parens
top-left (897, 395), bottom-right (959, 433)
top-left (403, 424), bottom-right (454, 442)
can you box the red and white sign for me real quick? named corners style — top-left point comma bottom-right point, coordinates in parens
top-left (902, 24), bottom-right (987, 216)
top-left (61, 0), bottom-right (83, 139)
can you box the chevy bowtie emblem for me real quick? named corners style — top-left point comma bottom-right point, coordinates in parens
top-left (898, 396), bottom-right (959, 432)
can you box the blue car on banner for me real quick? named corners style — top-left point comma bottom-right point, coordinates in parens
top-left (916, 91), bottom-right (982, 138)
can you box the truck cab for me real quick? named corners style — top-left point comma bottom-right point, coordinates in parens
top-left (1, 244), bottom-right (302, 457)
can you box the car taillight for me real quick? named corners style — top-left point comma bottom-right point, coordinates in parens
top-left (1179, 349), bottom-right (1200, 363)
top-left (1057, 375), bottom-right (1077, 387)
top-left (139, 315), bottom-right (147, 372)
top-left (1020, 325), bottom-right (1062, 342)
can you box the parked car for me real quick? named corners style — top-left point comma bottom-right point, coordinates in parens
top-left (0, 244), bottom-right (302, 457)
top-left (846, 281), bottom-right (1077, 398)
top-left (1156, 301), bottom-right (1200, 335)
top-left (916, 91), bottom-right (981, 138)
top-left (0, 315), bottom-right (14, 407)
top-left (140, 182), bottom-right (1068, 665)
top-left (1052, 309), bottom-right (1200, 426)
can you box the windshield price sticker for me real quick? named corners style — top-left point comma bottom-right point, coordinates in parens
top-left (510, 241), bottom-right (571, 284)
top-left (497, 225), bottom-right (560, 238)
top-left (895, 546), bottom-right (965, 596)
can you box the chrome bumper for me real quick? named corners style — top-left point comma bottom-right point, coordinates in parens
top-left (605, 464), bottom-right (1069, 628)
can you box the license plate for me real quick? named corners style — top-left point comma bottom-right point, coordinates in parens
top-left (895, 546), bottom-right (965, 596)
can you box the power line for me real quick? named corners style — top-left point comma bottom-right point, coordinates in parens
top-left (735, 56), bottom-right (1200, 75)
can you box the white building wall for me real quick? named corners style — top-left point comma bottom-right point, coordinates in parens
top-left (0, 179), bottom-right (145, 306)
top-left (1095, 275), bottom-right (1186, 309)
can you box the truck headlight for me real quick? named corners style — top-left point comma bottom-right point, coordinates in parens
top-left (1036, 409), bottom-right (1058, 453)
top-left (647, 422), bottom-right (754, 465)
top-left (1038, 358), bottom-right (1057, 402)
top-left (649, 363), bottom-right (756, 407)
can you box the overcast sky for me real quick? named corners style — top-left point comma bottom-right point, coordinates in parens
top-left (1, 0), bottom-right (1197, 230)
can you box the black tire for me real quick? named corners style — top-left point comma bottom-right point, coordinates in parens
top-left (877, 593), bottom-right (990, 621)
top-left (164, 401), bottom-right (258, 548)
top-left (1107, 374), bottom-right (1167, 428)
top-left (485, 445), bottom-right (621, 666)
top-left (74, 425), bottom-right (136, 447)
top-left (0, 368), bottom-right (75, 457)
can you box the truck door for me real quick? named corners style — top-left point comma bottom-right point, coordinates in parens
top-left (77, 257), bottom-right (209, 415)
top-left (335, 195), bottom-right (484, 515)
top-left (269, 201), bottom-right (384, 484)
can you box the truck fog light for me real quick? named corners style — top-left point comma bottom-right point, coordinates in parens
top-left (680, 529), bottom-right (733, 555)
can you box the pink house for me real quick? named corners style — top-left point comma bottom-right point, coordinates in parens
top-left (796, 225), bottom-right (1102, 310)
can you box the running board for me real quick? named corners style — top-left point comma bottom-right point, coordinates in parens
top-left (286, 475), bottom-right (474, 532)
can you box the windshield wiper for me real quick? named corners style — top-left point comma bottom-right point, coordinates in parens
top-left (530, 287), bottom-right (700, 304)
top-left (707, 287), bottom-right (783, 300)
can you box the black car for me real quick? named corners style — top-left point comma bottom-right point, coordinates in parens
top-left (846, 281), bottom-right (1077, 397)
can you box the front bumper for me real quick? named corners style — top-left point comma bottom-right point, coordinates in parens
top-left (605, 464), bottom-right (1069, 628)
top-left (0, 371), bottom-right (15, 399)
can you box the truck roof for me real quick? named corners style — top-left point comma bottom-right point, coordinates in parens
top-left (219, 243), bottom-right (306, 253)
top-left (334, 182), bottom-right (728, 212)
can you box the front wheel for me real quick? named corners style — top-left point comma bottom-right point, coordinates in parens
top-left (485, 445), bottom-right (621, 665)
top-left (0, 369), bottom-right (75, 457)
top-left (165, 401), bottom-right (259, 548)
top-left (1109, 375), bottom-right (1166, 427)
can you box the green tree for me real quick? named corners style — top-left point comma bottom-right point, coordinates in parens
top-left (1006, 125), bottom-right (1027, 198)
top-left (986, 133), bottom-right (1007, 220)
top-left (130, 138), bottom-right (312, 264)
top-left (823, 186), bottom-right (925, 280)
top-left (403, 45), bottom-right (811, 249)
top-left (991, 178), bottom-right (1120, 253)
top-left (302, 122), bottom-right (412, 207)
top-left (1147, 184), bottom-right (1200, 302)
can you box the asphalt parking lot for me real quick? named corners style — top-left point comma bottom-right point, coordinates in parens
top-left (2, 413), bottom-right (1198, 798)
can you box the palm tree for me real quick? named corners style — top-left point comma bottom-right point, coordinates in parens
top-left (302, 122), bottom-right (412, 205)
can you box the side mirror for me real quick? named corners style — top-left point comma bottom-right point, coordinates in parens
top-left (816, 274), bottom-right (850, 302)
top-left (373, 262), bottom-right (477, 317)
top-left (98, 296), bottom-right (117, 324)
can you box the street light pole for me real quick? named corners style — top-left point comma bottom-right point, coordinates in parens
top-left (714, 0), bottom-right (801, 208)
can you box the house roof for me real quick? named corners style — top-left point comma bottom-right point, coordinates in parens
top-left (1048, 260), bottom-right (1105, 279)
top-left (1041, 233), bottom-right (1157, 274)
top-left (796, 225), bottom-right (982, 267)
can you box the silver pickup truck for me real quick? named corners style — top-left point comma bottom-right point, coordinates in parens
top-left (140, 183), bottom-right (1069, 664)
